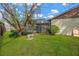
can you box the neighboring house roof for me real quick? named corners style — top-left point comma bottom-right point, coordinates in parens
top-left (34, 19), bottom-right (49, 24)
top-left (50, 5), bottom-right (79, 20)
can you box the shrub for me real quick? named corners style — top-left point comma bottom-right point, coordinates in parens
top-left (51, 25), bottom-right (59, 35)
top-left (22, 32), bottom-right (32, 35)
top-left (10, 30), bottom-right (16, 32)
top-left (10, 29), bottom-right (32, 37)
top-left (9, 31), bottom-right (19, 38)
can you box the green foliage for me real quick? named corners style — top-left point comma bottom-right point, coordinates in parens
top-left (9, 31), bottom-right (19, 38)
top-left (22, 32), bottom-right (32, 35)
top-left (51, 25), bottom-right (59, 35)
top-left (10, 30), bottom-right (16, 32)
top-left (0, 21), bottom-right (4, 24)
top-left (10, 30), bottom-right (32, 37)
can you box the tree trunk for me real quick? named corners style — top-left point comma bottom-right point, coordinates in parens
top-left (0, 24), bottom-right (5, 36)
top-left (17, 27), bottom-right (24, 36)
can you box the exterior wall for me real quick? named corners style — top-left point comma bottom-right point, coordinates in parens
top-left (4, 22), bottom-right (11, 31)
top-left (4, 22), bottom-right (14, 31)
top-left (51, 17), bottom-right (79, 35)
top-left (35, 24), bottom-right (49, 33)
top-left (25, 24), bottom-right (33, 32)
top-left (25, 24), bottom-right (49, 33)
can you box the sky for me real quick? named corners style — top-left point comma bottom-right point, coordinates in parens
top-left (39, 3), bottom-right (79, 19)
top-left (0, 3), bottom-right (79, 20)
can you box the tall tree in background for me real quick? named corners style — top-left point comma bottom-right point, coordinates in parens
top-left (0, 3), bottom-right (41, 35)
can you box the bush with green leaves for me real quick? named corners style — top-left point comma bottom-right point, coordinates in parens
top-left (51, 25), bottom-right (59, 35)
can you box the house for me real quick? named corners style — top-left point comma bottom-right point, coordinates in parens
top-left (35, 21), bottom-right (50, 33)
top-left (26, 19), bottom-right (50, 33)
top-left (4, 22), bottom-right (11, 31)
top-left (50, 5), bottom-right (79, 36)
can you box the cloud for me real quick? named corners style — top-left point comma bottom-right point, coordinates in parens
top-left (62, 3), bottom-right (68, 6)
top-left (34, 14), bottom-right (37, 18)
top-left (48, 15), bottom-right (54, 19)
top-left (43, 16), bottom-right (47, 19)
top-left (51, 9), bottom-right (59, 14)
top-left (20, 14), bottom-right (23, 17)
top-left (34, 13), bottom-right (43, 19)
top-left (27, 3), bottom-right (42, 6)
top-left (27, 3), bottom-right (33, 6)
top-left (37, 3), bottom-right (42, 6)
top-left (16, 8), bottom-right (19, 11)
top-left (38, 14), bottom-right (43, 17)
top-left (12, 3), bottom-right (23, 6)
top-left (48, 9), bottom-right (58, 19)
top-left (0, 9), bottom-right (4, 12)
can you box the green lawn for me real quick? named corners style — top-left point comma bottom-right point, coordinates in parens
top-left (0, 32), bottom-right (79, 56)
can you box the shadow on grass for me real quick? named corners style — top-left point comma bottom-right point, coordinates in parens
top-left (0, 36), bottom-right (17, 56)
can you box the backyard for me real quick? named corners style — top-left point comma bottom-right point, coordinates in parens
top-left (0, 32), bottom-right (79, 56)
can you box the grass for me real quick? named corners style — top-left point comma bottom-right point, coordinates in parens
top-left (0, 32), bottom-right (79, 56)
